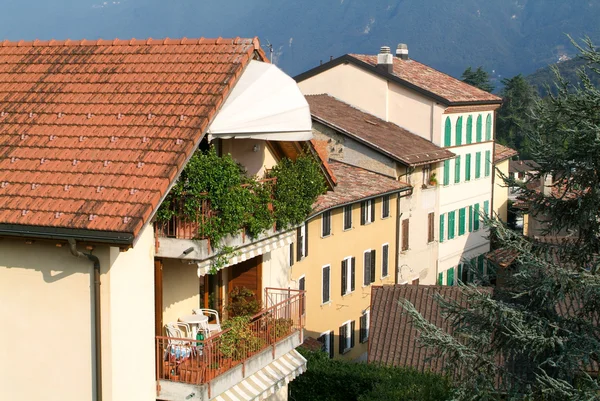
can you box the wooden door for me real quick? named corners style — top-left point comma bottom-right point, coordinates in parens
top-left (154, 259), bottom-right (163, 336)
top-left (228, 255), bottom-right (262, 304)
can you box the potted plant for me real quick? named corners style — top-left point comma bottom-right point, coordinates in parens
top-left (225, 287), bottom-right (261, 318)
top-left (428, 173), bottom-right (438, 187)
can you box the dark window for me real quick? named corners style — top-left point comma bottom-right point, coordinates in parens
top-left (382, 244), bottom-right (389, 277)
top-left (289, 243), bottom-right (294, 267)
top-left (296, 224), bottom-right (307, 261)
top-left (341, 257), bottom-right (356, 296)
top-left (343, 205), bottom-right (352, 230)
top-left (401, 219), bottom-right (409, 251)
top-left (339, 321), bottom-right (355, 354)
top-left (317, 331), bottom-right (334, 359)
top-left (359, 311), bottom-right (370, 343)
top-left (382, 195), bottom-right (390, 218)
top-left (322, 265), bottom-right (330, 304)
top-left (427, 212), bottom-right (435, 243)
top-left (363, 251), bottom-right (371, 286)
top-left (370, 249), bottom-right (376, 283)
top-left (322, 210), bottom-right (331, 237)
top-left (298, 276), bottom-right (305, 315)
top-left (360, 199), bottom-right (375, 225)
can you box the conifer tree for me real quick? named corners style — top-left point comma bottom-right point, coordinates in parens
top-left (461, 66), bottom-right (495, 93)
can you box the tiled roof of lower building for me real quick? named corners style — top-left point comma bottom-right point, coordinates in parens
top-left (0, 37), bottom-right (261, 242)
top-left (494, 144), bottom-right (518, 163)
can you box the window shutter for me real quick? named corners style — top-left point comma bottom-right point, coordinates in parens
top-left (465, 154), bottom-right (471, 181)
top-left (469, 206), bottom-right (473, 232)
top-left (382, 245), bottom-right (389, 277)
top-left (447, 267), bottom-right (455, 286)
top-left (350, 321), bottom-right (355, 348)
top-left (484, 200), bottom-right (489, 217)
top-left (296, 227), bottom-right (302, 261)
top-left (454, 155), bottom-right (461, 183)
top-left (363, 252), bottom-right (371, 286)
top-left (289, 243), bottom-right (294, 266)
top-left (474, 203), bottom-right (480, 230)
top-left (443, 160), bottom-right (450, 185)
top-left (402, 219), bottom-right (409, 251)
top-left (322, 266), bottom-right (330, 303)
top-left (486, 114), bottom-right (492, 141)
top-left (466, 115), bottom-right (473, 144)
top-left (344, 205), bottom-right (352, 230)
top-left (438, 272), bottom-right (443, 285)
top-left (476, 114), bottom-right (483, 142)
top-left (341, 260), bottom-right (347, 296)
top-left (360, 202), bottom-right (366, 225)
top-left (329, 333), bottom-right (334, 358)
top-left (370, 249), bottom-right (376, 283)
top-left (351, 257), bottom-right (356, 291)
top-left (458, 208), bottom-right (466, 236)
top-left (458, 264), bottom-right (463, 283)
top-left (370, 200), bottom-right (375, 223)
top-left (475, 152), bottom-right (481, 178)
top-left (444, 117), bottom-right (452, 147)
top-left (485, 150), bottom-right (491, 177)
top-left (360, 314), bottom-right (366, 343)
top-left (304, 222), bottom-right (309, 257)
top-left (428, 212), bottom-right (434, 243)
top-left (478, 255), bottom-right (485, 275)
top-left (439, 214), bottom-right (445, 243)
top-left (448, 211), bottom-right (455, 239)
top-left (339, 325), bottom-right (345, 354)
top-left (299, 276), bottom-right (306, 315)
top-left (455, 116), bottom-right (463, 145)
top-left (317, 333), bottom-right (326, 352)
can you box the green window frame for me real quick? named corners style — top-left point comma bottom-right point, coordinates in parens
top-left (443, 160), bottom-right (450, 185)
top-left (439, 214), bottom-right (445, 243)
top-left (447, 267), bottom-right (455, 286)
top-left (484, 200), bottom-right (489, 218)
top-left (477, 255), bottom-right (485, 275)
top-left (455, 116), bottom-right (463, 146)
top-left (466, 116), bottom-right (473, 144)
top-left (444, 117), bottom-right (452, 147)
top-left (475, 152), bottom-right (481, 179)
top-left (458, 208), bottom-right (466, 236)
top-left (468, 206), bottom-right (473, 232)
top-left (438, 271), bottom-right (444, 285)
top-left (485, 150), bottom-right (491, 177)
top-left (474, 203), bottom-right (480, 231)
top-left (454, 156), bottom-right (461, 184)
top-left (448, 211), bottom-right (456, 240)
top-left (485, 114), bottom-right (492, 141)
top-left (476, 114), bottom-right (483, 142)
top-left (465, 154), bottom-right (471, 181)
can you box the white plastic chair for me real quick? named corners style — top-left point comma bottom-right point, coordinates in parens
top-left (192, 308), bottom-right (222, 335)
top-left (164, 323), bottom-right (192, 360)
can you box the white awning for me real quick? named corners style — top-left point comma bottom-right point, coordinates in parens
top-left (213, 349), bottom-right (307, 401)
top-left (208, 60), bottom-right (313, 141)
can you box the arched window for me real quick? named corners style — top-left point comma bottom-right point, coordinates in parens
top-left (485, 114), bottom-right (492, 141)
top-left (476, 114), bottom-right (483, 142)
top-left (444, 117), bottom-right (452, 147)
top-left (466, 115), bottom-right (473, 144)
top-left (455, 116), bottom-right (463, 146)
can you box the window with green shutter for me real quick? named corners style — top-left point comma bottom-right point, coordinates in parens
top-left (458, 208), bottom-right (466, 235)
top-left (475, 152), bottom-right (481, 178)
top-left (448, 211), bottom-right (456, 239)
top-left (465, 154), bottom-right (471, 181)
top-left (485, 114), bottom-right (492, 141)
top-left (474, 203), bottom-right (480, 230)
top-left (444, 117), bottom-right (452, 147)
top-left (439, 214), bottom-right (445, 243)
top-left (485, 150), bottom-right (491, 177)
top-left (447, 267), bottom-right (455, 286)
top-left (466, 116), bottom-right (472, 144)
top-left (458, 264), bottom-right (463, 283)
top-left (469, 205), bottom-right (473, 232)
top-left (454, 156), bottom-right (461, 183)
top-left (476, 114), bottom-right (483, 142)
top-left (484, 200), bottom-right (489, 217)
top-left (438, 271), bottom-right (443, 285)
top-left (455, 116), bottom-right (463, 145)
top-left (478, 255), bottom-right (485, 275)
top-left (443, 160), bottom-right (450, 185)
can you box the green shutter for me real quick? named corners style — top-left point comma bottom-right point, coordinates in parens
top-left (475, 152), bottom-right (481, 178)
top-left (476, 114), bottom-right (482, 142)
top-left (444, 117), bottom-right (452, 147)
top-left (485, 114), bottom-right (492, 141)
top-left (454, 156), bottom-right (461, 183)
top-left (474, 203), bottom-right (480, 230)
top-left (438, 271), bottom-right (443, 285)
top-left (485, 150), bottom-right (491, 177)
top-left (447, 267), bottom-right (455, 286)
top-left (484, 200), bottom-right (489, 217)
top-left (468, 206), bottom-right (473, 232)
top-left (465, 154), bottom-right (471, 181)
top-left (439, 214), bottom-right (445, 243)
top-left (466, 116), bottom-right (473, 144)
top-left (443, 160), bottom-right (450, 185)
top-left (478, 255), bottom-right (485, 275)
top-left (448, 211), bottom-right (456, 239)
top-left (455, 117), bottom-right (463, 146)
top-left (458, 208), bottom-right (466, 235)
top-left (457, 264), bottom-right (463, 283)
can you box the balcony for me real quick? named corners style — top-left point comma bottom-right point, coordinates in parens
top-left (155, 288), bottom-right (306, 400)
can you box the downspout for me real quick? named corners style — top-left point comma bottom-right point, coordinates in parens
top-left (68, 239), bottom-right (102, 401)
top-left (395, 192), bottom-right (401, 284)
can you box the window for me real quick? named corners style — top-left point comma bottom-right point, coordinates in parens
top-left (341, 256), bottom-right (355, 296)
top-left (484, 200), bottom-right (490, 218)
top-left (360, 310), bottom-right (370, 343)
top-left (289, 243), bottom-right (294, 267)
top-left (422, 165), bottom-right (431, 186)
top-left (298, 275), bottom-right (306, 315)
top-left (322, 265), bottom-right (331, 304)
top-left (439, 213), bottom-right (445, 243)
top-left (448, 211), bottom-right (456, 240)
top-left (444, 117), bottom-right (452, 147)
top-left (339, 320), bottom-right (355, 354)
top-left (485, 114), bottom-right (492, 141)
top-left (318, 331), bottom-right (334, 359)
top-left (322, 210), bottom-right (331, 237)
top-left (382, 195), bottom-right (390, 218)
top-left (438, 271), bottom-right (443, 285)
top-left (363, 249), bottom-right (376, 286)
top-left (427, 212), bottom-right (435, 243)
top-left (466, 115), bottom-right (473, 144)
top-left (401, 219), bottom-right (410, 251)
top-left (458, 208), bottom-right (466, 236)
top-left (477, 255), bottom-right (485, 275)
top-left (455, 116), bottom-right (463, 146)
top-left (476, 114), bottom-right (483, 142)
top-left (475, 152), bottom-right (481, 179)
top-left (458, 264), bottom-right (463, 283)
top-left (465, 153), bottom-right (472, 181)
top-left (454, 155), bottom-right (461, 183)
top-left (469, 206), bottom-right (473, 232)
top-left (447, 267), bottom-right (455, 286)
top-left (296, 223), bottom-right (307, 261)
top-left (485, 150), bottom-right (491, 177)
top-left (343, 205), bottom-right (353, 230)
top-left (474, 203), bottom-right (480, 230)
top-left (443, 160), bottom-right (450, 186)
top-left (382, 244), bottom-right (389, 278)
top-left (360, 199), bottom-right (375, 225)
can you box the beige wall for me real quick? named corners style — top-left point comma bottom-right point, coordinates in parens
top-left (291, 197), bottom-right (397, 360)
top-left (162, 258), bottom-right (200, 330)
top-left (494, 159), bottom-right (510, 222)
top-left (262, 246), bottom-right (292, 290)
top-left (221, 138), bottom-right (278, 177)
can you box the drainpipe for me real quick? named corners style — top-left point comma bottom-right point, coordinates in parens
top-left (68, 239), bottom-right (102, 401)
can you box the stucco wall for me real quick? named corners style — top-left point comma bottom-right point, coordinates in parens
top-left (387, 83), bottom-right (441, 142)
top-left (494, 159), bottom-right (510, 222)
top-left (262, 246), bottom-right (291, 290)
top-left (291, 197), bottom-right (397, 360)
top-left (162, 258), bottom-right (200, 331)
top-left (221, 138), bottom-right (278, 177)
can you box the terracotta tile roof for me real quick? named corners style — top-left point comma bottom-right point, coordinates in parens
top-left (307, 94), bottom-right (454, 166)
top-left (311, 160), bottom-right (410, 216)
top-left (369, 284), bottom-right (492, 373)
top-left (509, 160), bottom-right (540, 174)
top-left (0, 37), bottom-right (260, 242)
top-left (494, 144), bottom-right (518, 164)
top-left (309, 139), bottom-right (337, 186)
top-left (349, 55), bottom-right (502, 105)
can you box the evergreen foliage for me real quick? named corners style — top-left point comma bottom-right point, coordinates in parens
top-left (461, 66), bottom-right (495, 93)
top-left (289, 349), bottom-right (452, 401)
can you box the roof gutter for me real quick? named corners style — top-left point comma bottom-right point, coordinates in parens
top-left (68, 239), bottom-right (102, 401)
top-left (0, 224), bottom-right (134, 246)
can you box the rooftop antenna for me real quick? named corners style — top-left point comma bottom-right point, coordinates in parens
top-left (263, 39), bottom-right (274, 64)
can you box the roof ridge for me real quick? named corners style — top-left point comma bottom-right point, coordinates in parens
top-left (0, 37), bottom-right (255, 48)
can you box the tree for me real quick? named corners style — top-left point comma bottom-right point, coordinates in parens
top-left (496, 74), bottom-right (538, 158)
top-left (402, 38), bottom-right (600, 400)
top-left (461, 66), bottom-right (495, 93)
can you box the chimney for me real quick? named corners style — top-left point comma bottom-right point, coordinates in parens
top-left (376, 46), bottom-right (393, 73)
top-left (396, 43), bottom-right (409, 60)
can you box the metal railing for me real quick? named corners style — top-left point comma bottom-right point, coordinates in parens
top-left (155, 287), bottom-right (305, 386)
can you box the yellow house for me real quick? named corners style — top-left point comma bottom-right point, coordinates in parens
top-left (492, 144), bottom-right (518, 222)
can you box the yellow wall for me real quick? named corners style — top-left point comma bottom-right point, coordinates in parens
top-left (494, 159), bottom-right (510, 222)
top-left (220, 138), bottom-right (278, 177)
top-left (162, 258), bottom-right (201, 330)
top-left (291, 196), bottom-right (397, 360)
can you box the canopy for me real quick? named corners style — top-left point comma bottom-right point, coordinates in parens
top-left (208, 60), bottom-right (313, 141)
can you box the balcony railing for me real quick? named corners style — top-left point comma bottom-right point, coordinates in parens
top-left (155, 287), bottom-right (304, 386)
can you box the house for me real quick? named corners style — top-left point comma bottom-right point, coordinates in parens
top-left (296, 44), bottom-right (502, 288)
top-left (0, 37), bottom-right (314, 401)
top-left (493, 144), bottom-right (518, 222)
